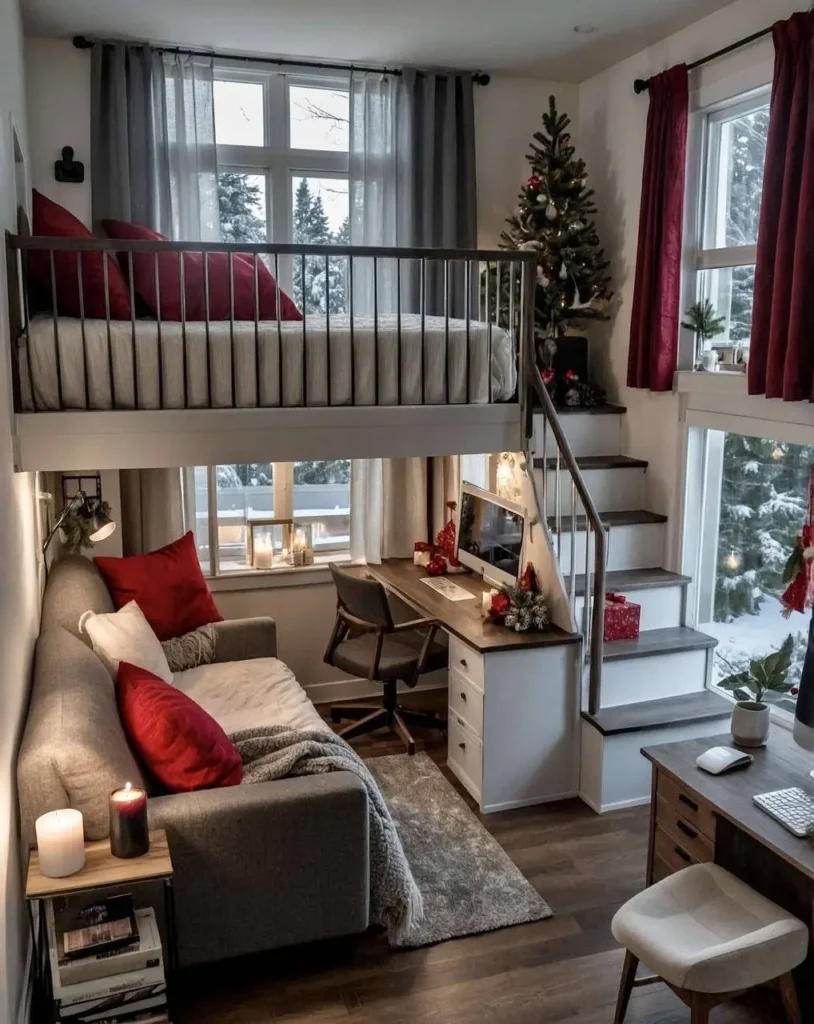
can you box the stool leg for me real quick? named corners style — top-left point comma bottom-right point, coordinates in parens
top-left (778, 971), bottom-right (802, 1024)
top-left (689, 992), bottom-right (712, 1024)
top-left (613, 951), bottom-right (638, 1024)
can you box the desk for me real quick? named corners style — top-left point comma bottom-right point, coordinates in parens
top-left (643, 731), bottom-right (814, 1011)
top-left (367, 560), bottom-right (581, 813)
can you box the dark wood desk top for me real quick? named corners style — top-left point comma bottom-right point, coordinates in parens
top-left (643, 728), bottom-right (814, 880)
top-left (366, 559), bottom-right (581, 654)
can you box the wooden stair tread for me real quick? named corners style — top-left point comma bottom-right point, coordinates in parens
top-left (581, 690), bottom-right (732, 736)
top-left (603, 626), bottom-right (718, 662)
top-left (540, 402), bottom-right (627, 415)
top-left (574, 568), bottom-right (691, 596)
top-left (535, 454), bottom-right (649, 471)
top-left (548, 509), bottom-right (668, 532)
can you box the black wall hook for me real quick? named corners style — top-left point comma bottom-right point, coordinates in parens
top-left (54, 146), bottom-right (85, 184)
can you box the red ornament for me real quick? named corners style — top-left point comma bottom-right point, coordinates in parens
top-left (527, 175), bottom-right (542, 191)
top-left (541, 367), bottom-right (556, 384)
top-left (564, 368), bottom-right (579, 382)
top-left (427, 554), bottom-right (447, 577)
top-left (490, 592), bottom-right (510, 620)
top-left (603, 592), bottom-right (641, 642)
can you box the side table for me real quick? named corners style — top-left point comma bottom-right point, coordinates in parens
top-left (25, 829), bottom-right (176, 1021)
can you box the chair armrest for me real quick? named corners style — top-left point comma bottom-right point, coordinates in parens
top-left (211, 616), bottom-right (277, 662)
top-left (148, 773), bottom-right (369, 966)
top-left (391, 617), bottom-right (438, 633)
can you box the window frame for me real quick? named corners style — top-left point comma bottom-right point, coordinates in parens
top-left (680, 85), bottom-right (771, 368)
top-left (185, 461), bottom-right (352, 580)
top-left (214, 62), bottom-right (350, 264)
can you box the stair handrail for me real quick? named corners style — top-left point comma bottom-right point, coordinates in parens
top-left (528, 365), bottom-right (606, 715)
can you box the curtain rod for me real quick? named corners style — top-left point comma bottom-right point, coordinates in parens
top-left (633, 24), bottom-right (772, 93)
top-left (72, 35), bottom-right (491, 85)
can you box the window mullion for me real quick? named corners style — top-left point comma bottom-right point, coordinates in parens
top-left (274, 462), bottom-right (294, 519)
top-left (207, 466), bottom-right (220, 577)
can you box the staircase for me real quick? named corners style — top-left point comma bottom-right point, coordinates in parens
top-left (531, 403), bottom-right (732, 813)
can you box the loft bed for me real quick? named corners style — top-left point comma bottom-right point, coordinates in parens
top-left (5, 225), bottom-right (535, 471)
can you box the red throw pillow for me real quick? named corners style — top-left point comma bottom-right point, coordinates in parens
top-left (102, 218), bottom-right (302, 321)
top-left (29, 190), bottom-right (132, 320)
top-left (94, 532), bottom-right (223, 641)
top-left (117, 661), bottom-right (242, 792)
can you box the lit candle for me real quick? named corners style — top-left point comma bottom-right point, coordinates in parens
top-left (253, 535), bottom-right (274, 570)
top-left (481, 590), bottom-right (497, 618)
top-left (35, 809), bottom-right (86, 878)
top-left (109, 783), bottom-right (149, 859)
top-left (304, 546), bottom-right (314, 566)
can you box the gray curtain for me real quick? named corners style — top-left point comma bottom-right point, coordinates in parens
top-left (349, 68), bottom-right (477, 559)
top-left (91, 41), bottom-right (218, 553)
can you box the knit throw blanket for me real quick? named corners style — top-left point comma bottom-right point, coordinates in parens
top-left (229, 725), bottom-right (423, 942)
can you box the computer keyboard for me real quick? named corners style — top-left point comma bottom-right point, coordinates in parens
top-left (753, 788), bottom-right (814, 838)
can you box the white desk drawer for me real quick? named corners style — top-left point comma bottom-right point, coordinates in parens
top-left (448, 667), bottom-right (484, 738)
top-left (448, 636), bottom-right (484, 690)
top-left (448, 712), bottom-right (482, 797)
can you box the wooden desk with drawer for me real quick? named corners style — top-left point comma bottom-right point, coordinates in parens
top-left (643, 731), bottom-right (814, 1011)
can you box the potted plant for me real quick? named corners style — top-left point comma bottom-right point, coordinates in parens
top-left (717, 635), bottom-right (797, 747)
top-left (682, 299), bottom-right (726, 370)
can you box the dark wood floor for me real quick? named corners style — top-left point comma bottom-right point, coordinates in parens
top-left (174, 694), bottom-right (780, 1024)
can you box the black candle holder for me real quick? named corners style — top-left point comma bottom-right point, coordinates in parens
top-left (109, 785), bottom-right (150, 859)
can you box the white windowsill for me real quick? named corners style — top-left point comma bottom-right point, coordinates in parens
top-left (674, 370), bottom-right (748, 395)
top-left (208, 560), bottom-right (355, 592)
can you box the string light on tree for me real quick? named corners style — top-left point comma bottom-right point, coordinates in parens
top-left (725, 548), bottom-right (743, 572)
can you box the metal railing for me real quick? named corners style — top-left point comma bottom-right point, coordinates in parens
top-left (6, 233), bottom-right (536, 415)
top-left (528, 367), bottom-right (606, 715)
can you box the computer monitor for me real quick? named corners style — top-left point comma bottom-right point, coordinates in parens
top-left (456, 482), bottom-right (526, 589)
top-left (794, 617), bottom-right (814, 776)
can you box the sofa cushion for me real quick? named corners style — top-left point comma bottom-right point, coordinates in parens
top-left (17, 626), bottom-right (147, 844)
top-left (94, 532), bottom-right (223, 640)
top-left (80, 600), bottom-right (173, 684)
top-left (41, 554), bottom-right (115, 645)
top-left (117, 662), bottom-right (243, 792)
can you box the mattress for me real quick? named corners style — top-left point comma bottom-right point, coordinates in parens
top-left (19, 313), bottom-right (517, 411)
top-left (172, 656), bottom-right (325, 735)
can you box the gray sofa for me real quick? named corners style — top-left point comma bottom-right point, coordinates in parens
top-left (18, 556), bottom-right (370, 967)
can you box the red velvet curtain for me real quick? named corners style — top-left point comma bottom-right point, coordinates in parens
top-left (627, 64), bottom-right (689, 392)
top-left (748, 12), bottom-right (814, 403)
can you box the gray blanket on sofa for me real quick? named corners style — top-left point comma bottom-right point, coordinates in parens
top-left (230, 724), bottom-right (423, 942)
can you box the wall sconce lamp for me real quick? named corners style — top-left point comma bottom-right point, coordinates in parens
top-left (41, 474), bottom-right (116, 559)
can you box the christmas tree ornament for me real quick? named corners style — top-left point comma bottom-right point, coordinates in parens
top-left (559, 262), bottom-right (568, 280)
top-left (527, 175), bottom-right (542, 191)
top-left (545, 202), bottom-right (558, 221)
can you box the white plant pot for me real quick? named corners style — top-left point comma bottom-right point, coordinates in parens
top-left (731, 701), bottom-right (771, 748)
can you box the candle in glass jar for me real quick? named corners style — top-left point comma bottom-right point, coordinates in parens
top-left (253, 535), bottom-right (273, 570)
top-left (35, 809), bottom-right (86, 878)
top-left (109, 783), bottom-right (149, 859)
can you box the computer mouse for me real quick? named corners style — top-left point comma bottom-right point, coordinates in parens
top-left (696, 745), bottom-right (754, 775)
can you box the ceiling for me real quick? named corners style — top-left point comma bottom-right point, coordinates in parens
top-left (21, 0), bottom-right (738, 81)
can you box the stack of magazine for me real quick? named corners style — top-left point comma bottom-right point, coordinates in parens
top-left (45, 895), bottom-right (168, 1023)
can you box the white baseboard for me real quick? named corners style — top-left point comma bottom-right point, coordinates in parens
top-left (482, 790), bottom-right (579, 814)
top-left (580, 792), bottom-right (652, 815)
top-left (306, 671), bottom-right (447, 707)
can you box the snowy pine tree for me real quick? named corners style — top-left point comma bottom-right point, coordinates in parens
top-left (292, 179), bottom-right (348, 314)
top-left (218, 173), bottom-right (266, 243)
top-left (499, 96), bottom-right (612, 363)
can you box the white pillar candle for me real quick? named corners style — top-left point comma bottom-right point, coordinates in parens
top-left (35, 809), bottom-right (86, 878)
top-left (253, 536), bottom-right (274, 570)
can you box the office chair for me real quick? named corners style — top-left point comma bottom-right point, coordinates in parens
top-left (324, 563), bottom-right (448, 754)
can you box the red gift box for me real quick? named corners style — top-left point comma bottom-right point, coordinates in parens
top-left (603, 592), bottom-right (641, 642)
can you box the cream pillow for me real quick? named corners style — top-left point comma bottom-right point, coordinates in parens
top-left (79, 601), bottom-right (173, 684)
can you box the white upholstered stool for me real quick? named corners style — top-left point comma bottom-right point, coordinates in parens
top-left (611, 863), bottom-right (808, 1024)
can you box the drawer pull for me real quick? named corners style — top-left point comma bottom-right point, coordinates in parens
top-left (458, 741), bottom-right (466, 750)
top-left (676, 819), bottom-right (698, 840)
top-left (460, 691), bottom-right (467, 701)
top-left (679, 793), bottom-right (699, 813)
top-left (674, 845), bottom-right (691, 864)
top-left (460, 658), bottom-right (468, 668)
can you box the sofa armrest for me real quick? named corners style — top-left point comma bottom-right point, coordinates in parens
top-left (148, 772), bottom-right (369, 966)
top-left (211, 616), bottom-right (277, 662)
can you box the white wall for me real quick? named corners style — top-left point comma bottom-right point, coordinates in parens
top-left (25, 38), bottom-right (92, 224)
top-left (577, 0), bottom-right (806, 567)
top-left (475, 75), bottom-right (579, 247)
top-left (1, 6), bottom-right (45, 1024)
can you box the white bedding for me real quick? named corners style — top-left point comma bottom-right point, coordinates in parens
top-left (172, 656), bottom-right (324, 735)
top-left (20, 313), bottom-right (517, 411)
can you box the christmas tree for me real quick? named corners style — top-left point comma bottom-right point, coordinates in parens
top-left (499, 96), bottom-right (612, 364)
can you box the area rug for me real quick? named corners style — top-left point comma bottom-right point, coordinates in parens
top-left (366, 751), bottom-right (552, 948)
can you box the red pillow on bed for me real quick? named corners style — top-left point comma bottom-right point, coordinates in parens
top-left (117, 661), bottom-right (242, 792)
top-left (30, 190), bottom-right (132, 320)
top-left (94, 531), bottom-right (223, 641)
top-left (102, 219), bottom-right (302, 322)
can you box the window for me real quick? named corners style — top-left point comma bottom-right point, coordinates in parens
top-left (188, 461), bottom-right (351, 576)
top-left (213, 67), bottom-right (350, 313)
top-left (692, 90), bottom-right (770, 360)
top-left (694, 430), bottom-right (814, 717)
